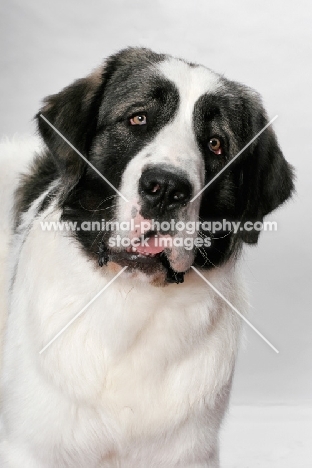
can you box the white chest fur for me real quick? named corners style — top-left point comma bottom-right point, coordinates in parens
top-left (1, 206), bottom-right (246, 467)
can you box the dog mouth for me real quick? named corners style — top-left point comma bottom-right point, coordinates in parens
top-left (108, 231), bottom-right (166, 270)
top-left (99, 232), bottom-right (186, 283)
top-left (109, 249), bottom-right (163, 266)
top-left (126, 231), bottom-right (165, 256)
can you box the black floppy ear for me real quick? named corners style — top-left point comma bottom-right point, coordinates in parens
top-left (36, 66), bottom-right (104, 191)
top-left (239, 111), bottom-right (294, 244)
top-left (36, 47), bottom-right (158, 194)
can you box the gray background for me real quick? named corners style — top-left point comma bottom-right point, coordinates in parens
top-left (1, 0), bottom-right (311, 406)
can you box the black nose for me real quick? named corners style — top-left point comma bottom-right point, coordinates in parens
top-left (139, 167), bottom-right (192, 214)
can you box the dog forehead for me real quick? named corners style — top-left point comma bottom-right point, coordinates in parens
top-left (157, 58), bottom-right (221, 113)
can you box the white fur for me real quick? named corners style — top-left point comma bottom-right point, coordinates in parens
top-left (0, 144), bottom-right (246, 464)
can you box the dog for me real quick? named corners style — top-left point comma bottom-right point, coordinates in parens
top-left (0, 48), bottom-right (294, 467)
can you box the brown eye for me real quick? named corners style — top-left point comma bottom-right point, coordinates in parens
top-left (130, 114), bottom-right (147, 126)
top-left (208, 137), bottom-right (222, 155)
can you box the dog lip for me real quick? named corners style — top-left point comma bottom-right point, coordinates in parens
top-left (107, 249), bottom-right (165, 274)
top-left (109, 247), bottom-right (162, 261)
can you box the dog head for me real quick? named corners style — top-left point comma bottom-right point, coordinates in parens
top-left (37, 47), bottom-right (294, 284)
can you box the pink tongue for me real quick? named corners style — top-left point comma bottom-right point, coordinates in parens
top-left (135, 237), bottom-right (165, 254)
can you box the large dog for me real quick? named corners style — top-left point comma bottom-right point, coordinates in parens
top-left (0, 48), bottom-right (294, 467)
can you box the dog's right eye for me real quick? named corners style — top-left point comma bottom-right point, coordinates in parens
top-left (208, 137), bottom-right (222, 154)
top-left (129, 114), bottom-right (147, 126)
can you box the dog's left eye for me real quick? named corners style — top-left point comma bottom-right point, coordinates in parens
top-left (129, 114), bottom-right (147, 126)
top-left (208, 137), bottom-right (222, 155)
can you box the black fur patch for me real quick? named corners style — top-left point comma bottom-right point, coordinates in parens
top-left (56, 50), bottom-right (180, 266)
top-left (192, 82), bottom-right (294, 267)
top-left (14, 151), bottom-right (59, 227)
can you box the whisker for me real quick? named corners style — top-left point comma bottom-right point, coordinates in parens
top-left (78, 195), bottom-right (117, 213)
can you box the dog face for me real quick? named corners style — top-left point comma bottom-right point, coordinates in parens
top-left (36, 47), bottom-right (294, 283)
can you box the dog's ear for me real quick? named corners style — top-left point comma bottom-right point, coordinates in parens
top-left (237, 97), bottom-right (295, 244)
top-left (36, 66), bottom-right (104, 191)
top-left (36, 47), bottom-right (160, 194)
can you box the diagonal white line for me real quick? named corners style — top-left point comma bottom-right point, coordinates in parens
top-left (39, 114), bottom-right (129, 202)
top-left (191, 266), bottom-right (279, 353)
top-left (190, 115), bottom-right (278, 203)
top-left (39, 266), bottom-right (128, 354)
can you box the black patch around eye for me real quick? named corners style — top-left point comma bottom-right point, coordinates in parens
top-left (59, 68), bottom-right (180, 262)
top-left (190, 90), bottom-right (248, 269)
top-left (90, 75), bottom-right (179, 190)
